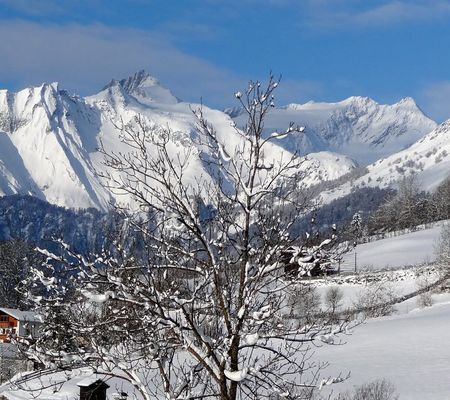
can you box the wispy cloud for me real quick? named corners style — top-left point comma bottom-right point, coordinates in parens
top-left (273, 78), bottom-right (324, 105)
top-left (307, 0), bottom-right (450, 29)
top-left (0, 21), bottom-right (239, 104)
top-left (0, 20), bottom-right (321, 108)
top-left (420, 81), bottom-right (450, 122)
top-left (0, 0), bottom-right (71, 16)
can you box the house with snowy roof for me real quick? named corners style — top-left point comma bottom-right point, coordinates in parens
top-left (0, 308), bottom-right (42, 342)
top-left (281, 245), bottom-right (338, 278)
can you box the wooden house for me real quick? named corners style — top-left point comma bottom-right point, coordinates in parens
top-left (0, 308), bottom-right (42, 342)
top-left (78, 378), bottom-right (110, 400)
top-left (281, 246), bottom-right (338, 278)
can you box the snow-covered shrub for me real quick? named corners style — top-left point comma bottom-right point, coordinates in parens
top-left (395, 165), bottom-right (405, 174)
top-left (324, 286), bottom-right (344, 315)
top-left (435, 154), bottom-right (443, 164)
top-left (417, 290), bottom-right (433, 308)
top-left (289, 284), bottom-right (322, 324)
top-left (403, 159), bottom-right (416, 169)
top-left (353, 282), bottom-right (396, 318)
top-left (435, 223), bottom-right (450, 277)
top-left (416, 276), bottom-right (434, 308)
top-left (338, 379), bottom-right (399, 400)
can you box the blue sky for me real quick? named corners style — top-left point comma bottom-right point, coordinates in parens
top-left (1, 0), bottom-right (450, 120)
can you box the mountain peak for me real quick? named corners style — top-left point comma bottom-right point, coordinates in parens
top-left (102, 70), bottom-right (179, 104)
top-left (342, 96), bottom-right (375, 107)
top-left (397, 96), bottom-right (418, 108)
top-left (119, 70), bottom-right (158, 93)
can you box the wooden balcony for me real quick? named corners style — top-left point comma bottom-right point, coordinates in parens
top-left (0, 321), bottom-right (15, 329)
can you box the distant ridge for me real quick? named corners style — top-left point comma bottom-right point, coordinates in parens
top-left (231, 95), bottom-right (436, 164)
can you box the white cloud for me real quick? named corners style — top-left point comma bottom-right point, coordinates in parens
top-left (0, 21), bottom-right (245, 106)
top-left (420, 81), bottom-right (450, 122)
top-left (0, 20), bottom-right (322, 108)
top-left (307, 0), bottom-right (450, 29)
top-left (0, 0), bottom-right (69, 16)
top-left (272, 78), bottom-right (324, 105)
top-left (351, 1), bottom-right (450, 26)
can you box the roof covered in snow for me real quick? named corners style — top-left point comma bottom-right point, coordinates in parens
top-left (0, 308), bottom-right (42, 323)
top-left (77, 377), bottom-right (110, 388)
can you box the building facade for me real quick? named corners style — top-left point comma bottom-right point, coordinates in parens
top-left (0, 308), bottom-right (41, 342)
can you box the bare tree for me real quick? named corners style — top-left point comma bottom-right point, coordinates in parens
top-left (369, 174), bottom-right (429, 233)
top-left (338, 379), bottom-right (399, 400)
top-left (435, 223), bottom-right (450, 280)
top-left (431, 175), bottom-right (450, 221)
top-left (416, 281), bottom-right (434, 308)
top-left (289, 284), bottom-right (322, 325)
top-left (24, 76), bottom-right (350, 400)
top-left (324, 286), bottom-right (344, 316)
top-left (353, 282), bottom-right (396, 318)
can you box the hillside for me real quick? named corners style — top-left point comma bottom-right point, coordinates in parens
top-left (340, 222), bottom-right (445, 272)
top-left (0, 195), bottom-right (120, 254)
top-left (319, 300), bottom-right (450, 400)
top-left (320, 119), bottom-right (450, 205)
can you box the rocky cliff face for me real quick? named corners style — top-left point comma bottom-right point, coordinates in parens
top-left (231, 95), bottom-right (437, 164)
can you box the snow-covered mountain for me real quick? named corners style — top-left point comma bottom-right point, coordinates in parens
top-left (0, 82), bottom-right (109, 209)
top-left (230, 96), bottom-right (437, 165)
top-left (320, 119), bottom-right (450, 204)
top-left (0, 71), bottom-right (357, 210)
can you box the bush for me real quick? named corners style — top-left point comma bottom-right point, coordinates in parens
top-left (353, 282), bottom-right (396, 318)
top-left (436, 224), bottom-right (450, 276)
top-left (289, 284), bottom-right (321, 324)
top-left (417, 290), bottom-right (433, 308)
top-left (338, 379), bottom-right (399, 400)
top-left (416, 276), bottom-right (434, 308)
top-left (324, 286), bottom-right (344, 315)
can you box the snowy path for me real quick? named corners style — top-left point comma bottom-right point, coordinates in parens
top-left (318, 300), bottom-right (450, 399)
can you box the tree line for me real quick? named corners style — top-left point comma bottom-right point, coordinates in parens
top-left (367, 174), bottom-right (450, 234)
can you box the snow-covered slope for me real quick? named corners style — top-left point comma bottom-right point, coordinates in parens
top-left (340, 221), bottom-right (445, 271)
top-left (0, 72), bottom-right (356, 210)
top-left (0, 83), bottom-right (110, 209)
top-left (301, 151), bottom-right (356, 186)
top-left (319, 301), bottom-right (450, 400)
top-left (362, 120), bottom-right (450, 191)
top-left (320, 119), bottom-right (450, 204)
top-left (231, 96), bottom-right (436, 165)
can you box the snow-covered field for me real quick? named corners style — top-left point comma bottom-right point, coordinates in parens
top-left (310, 224), bottom-right (450, 400)
top-left (312, 265), bottom-right (440, 312)
top-left (318, 298), bottom-right (450, 399)
top-left (341, 223), bottom-right (446, 271)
